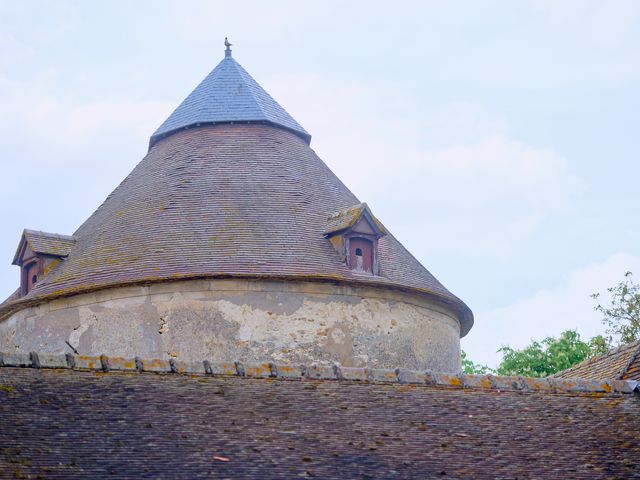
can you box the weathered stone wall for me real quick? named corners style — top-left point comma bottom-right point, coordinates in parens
top-left (0, 279), bottom-right (461, 372)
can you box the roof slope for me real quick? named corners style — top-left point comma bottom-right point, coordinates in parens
top-left (151, 52), bottom-right (310, 146)
top-left (555, 340), bottom-right (640, 381)
top-left (1, 360), bottom-right (638, 479)
top-left (1, 124), bottom-right (472, 333)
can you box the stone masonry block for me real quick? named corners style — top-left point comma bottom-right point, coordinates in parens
top-left (461, 374), bottom-right (494, 389)
top-left (141, 358), bottom-right (171, 373)
top-left (432, 372), bottom-right (463, 388)
top-left (396, 369), bottom-right (426, 384)
top-left (367, 368), bottom-right (398, 383)
top-left (423, 370), bottom-right (437, 385)
top-left (305, 364), bottom-right (337, 380)
top-left (572, 378), bottom-right (614, 393)
top-left (36, 353), bottom-right (70, 369)
top-left (339, 367), bottom-right (368, 381)
top-left (72, 355), bottom-right (103, 370)
top-left (275, 364), bottom-right (304, 379)
top-left (520, 377), bottom-right (554, 393)
top-left (1, 352), bottom-right (32, 367)
top-left (172, 360), bottom-right (207, 375)
top-left (490, 375), bottom-right (524, 391)
top-left (108, 357), bottom-right (138, 372)
top-left (208, 362), bottom-right (237, 376)
top-left (618, 380), bottom-right (639, 393)
top-left (244, 362), bottom-right (273, 378)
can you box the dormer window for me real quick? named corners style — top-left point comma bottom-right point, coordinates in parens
top-left (348, 237), bottom-right (373, 273)
top-left (12, 230), bottom-right (76, 296)
top-left (324, 203), bottom-right (387, 276)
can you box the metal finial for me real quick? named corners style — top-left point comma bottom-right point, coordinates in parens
top-left (224, 37), bottom-right (232, 58)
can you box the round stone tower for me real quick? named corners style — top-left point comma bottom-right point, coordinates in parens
top-left (0, 42), bottom-right (472, 373)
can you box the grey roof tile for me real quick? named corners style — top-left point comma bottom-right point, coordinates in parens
top-left (151, 54), bottom-right (310, 146)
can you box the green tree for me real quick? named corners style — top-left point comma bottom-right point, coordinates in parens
top-left (591, 271), bottom-right (640, 345)
top-left (461, 350), bottom-right (493, 375)
top-left (495, 330), bottom-right (606, 377)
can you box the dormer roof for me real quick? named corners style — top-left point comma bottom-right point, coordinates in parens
top-left (150, 45), bottom-right (310, 148)
top-left (324, 203), bottom-right (387, 238)
top-left (12, 230), bottom-right (76, 266)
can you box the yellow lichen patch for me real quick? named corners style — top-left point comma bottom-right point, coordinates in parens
top-left (245, 364), bottom-right (268, 377)
top-left (444, 375), bottom-right (462, 387)
top-left (43, 259), bottom-right (61, 276)
top-left (77, 356), bottom-right (100, 370)
top-left (221, 363), bottom-right (235, 375)
top-left (600, 382), bottom-right (613, 393)
top-left (109, 357), bottom-right (136, 370)
top-left (146, 359), bottom-right (167, 369)
top-left (479, 377), bottom-right (493, 389)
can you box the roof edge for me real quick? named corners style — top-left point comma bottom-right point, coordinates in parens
top-left (1, 351), bottom-right (636, 396)
top-left (0, 273), bottom-right (473, 337)
top-left (148, 119), bottom-right (312, 150)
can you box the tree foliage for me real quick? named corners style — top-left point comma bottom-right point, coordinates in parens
top-left (495, 330), bottom-right (607, 377)
top-left (460, 350), bottom-right (493, 375)
top-left (461, 271), bottom-right (640, 377)
top-left (591, 271), bottom-right (640, 345)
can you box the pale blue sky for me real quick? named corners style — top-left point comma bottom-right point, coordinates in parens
top-left (1, 0), bottom-right (638, 366)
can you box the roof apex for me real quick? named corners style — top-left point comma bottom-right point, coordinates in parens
top-left (150, 49), bottom-right (310, 148)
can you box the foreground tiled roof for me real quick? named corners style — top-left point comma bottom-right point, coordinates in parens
top-left (150, 51), bottom-right (310, 147)
top-left (0, 124), bottom-right (473, 333)
top-left (555, 340), bottom-right (640, 381)
top-left (0, 353), bottom-right (638, 479)
top-left (12, 229), bottom-right (76, 264)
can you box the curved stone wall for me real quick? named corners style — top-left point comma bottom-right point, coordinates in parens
top-left (0, 279), bottom-right (462, 372)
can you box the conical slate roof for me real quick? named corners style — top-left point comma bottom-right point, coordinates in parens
top-left (1, 49), bottom-right (473, 335)
top-left (150, 46), bottom-right (310, 147)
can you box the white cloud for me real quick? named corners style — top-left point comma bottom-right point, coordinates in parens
top-left (463, 252), bottom-right (640, 367)
top-left (531, 0), bottom-right (640, 47)
top-left (0, 73), bottom-right (174, 160)
top-left (166, 0), bottom-right (336, 42)
top-left (267, 74), bottom-right (583, 257)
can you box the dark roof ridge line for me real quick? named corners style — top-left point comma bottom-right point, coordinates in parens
top-left (149, 119), bottom-right (311, 150)
top-left (22, 229), bottom-right (76, 240)
top-left (620, 341), bottom-right (640, 379)
top-left (1, 351), bottom-right (637, 396)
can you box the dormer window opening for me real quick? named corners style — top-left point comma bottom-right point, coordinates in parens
top-left (22, 260), bottom-right (39, 296)
top-left (348, 237), bottom-right (374, 274)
